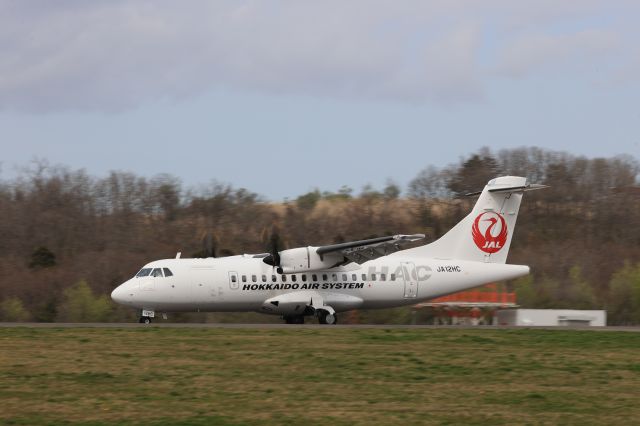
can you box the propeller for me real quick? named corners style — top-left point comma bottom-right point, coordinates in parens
top-left (262, 225), bottom-right (283, 271)
top-left (200, 231), bottom-right (219, 258)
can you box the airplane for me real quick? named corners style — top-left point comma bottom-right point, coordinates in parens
top-left (111, 176), bottom-right (546, 324)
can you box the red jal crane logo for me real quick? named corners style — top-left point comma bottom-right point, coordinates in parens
top-left (472, 212), bottom-right (508, 253)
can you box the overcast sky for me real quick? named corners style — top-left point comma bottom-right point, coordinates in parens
top-left (1, 1), bottom-right (639, 199)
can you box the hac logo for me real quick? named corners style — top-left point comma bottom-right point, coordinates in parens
top-left (472, 212), bottom-right (508, 253)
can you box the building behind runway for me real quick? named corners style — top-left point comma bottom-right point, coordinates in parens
top-left (496, 309), bottom-right (606, 327)
top-left (413, 284), bottom-right (607, 326)
top-left (413, 283), bottom-right (516, 325)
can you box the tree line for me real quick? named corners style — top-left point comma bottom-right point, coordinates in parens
top-left (0, 147), bottom-right (639, 324)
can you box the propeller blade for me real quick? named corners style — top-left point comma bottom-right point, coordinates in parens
top-left (270, 231), bottom-right (281, 266)
top-left (201, 231), bottom-right (219, 258)
top-left (262, 224), bottom-right (282, 269)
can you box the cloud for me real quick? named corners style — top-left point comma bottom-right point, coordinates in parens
top-left (0, 0), bottom-right (637, 112)
top-left (496, 30), bottom-right (619, 77)
top-left (375, 23), bottom-right (483, 103)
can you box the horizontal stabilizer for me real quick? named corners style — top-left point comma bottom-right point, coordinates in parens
top-left (466, 183), bottom-right (548, 197)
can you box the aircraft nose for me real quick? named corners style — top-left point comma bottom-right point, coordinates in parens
top-left (111, 284), bottom-right (128, 304)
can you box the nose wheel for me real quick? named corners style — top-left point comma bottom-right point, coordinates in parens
top-left (139, 309), bottom-right (155, 324)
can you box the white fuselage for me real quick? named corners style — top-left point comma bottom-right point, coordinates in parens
top-left (111, 253), bottom-right (529, 315)
top-left (111, 175), bottom-right (540, 321)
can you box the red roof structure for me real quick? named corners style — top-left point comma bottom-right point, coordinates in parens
top-left (413, 284), bottom-right (517, 325)
top-left (416, 283), bottom-right (517, 308)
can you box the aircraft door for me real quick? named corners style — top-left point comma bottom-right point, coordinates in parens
top-left (229, 271), bottom-right (239, 290)
top-left (402, 262), bottom-right (418, 298)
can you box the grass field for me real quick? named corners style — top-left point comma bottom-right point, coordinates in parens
top-left (1, 327), bottom-right (639, 425)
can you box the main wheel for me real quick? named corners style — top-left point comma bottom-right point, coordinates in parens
top-left (139, 316), bottom-right (152, 324)
top-left (317, 311), bottom-right (337, 325)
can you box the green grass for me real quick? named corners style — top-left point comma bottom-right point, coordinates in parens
top-left (1, 327), bottom-right (639, 425)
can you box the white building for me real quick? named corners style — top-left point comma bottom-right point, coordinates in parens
top-left (496, 309), bottom-right (606, 327)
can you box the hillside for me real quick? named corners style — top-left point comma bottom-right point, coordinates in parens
top-left (0, 147), bottom-right (639, 323)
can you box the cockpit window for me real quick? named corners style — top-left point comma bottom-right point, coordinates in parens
top-left (151, 268), bottom-right (163, 277)
top-left (136, 268), bottom-right (152, 277)
top-left (163, 268), bottom-right (173, 277)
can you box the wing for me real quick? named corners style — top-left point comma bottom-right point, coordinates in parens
top-left (266, 233), bottom-right (425, 273)
top-left (316, 234), bottom-right (425, 264)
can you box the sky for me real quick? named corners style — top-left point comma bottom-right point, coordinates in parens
top-left (1, 1), bottom-right (639, 200)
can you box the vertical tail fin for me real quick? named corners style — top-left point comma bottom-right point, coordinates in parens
top-left (408, 176), bottom-right (546, 263)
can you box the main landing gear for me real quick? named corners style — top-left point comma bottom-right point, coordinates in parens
top-left (282, 310), bottom-right (338, 325)
top-left (139, 316), bottom-right (152, 324)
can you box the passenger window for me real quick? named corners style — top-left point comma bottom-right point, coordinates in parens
top-left (371, 274), bottom-right (376, 281)
top-left (352, 274), bottom-right (357, 281)
top-left (362, 274), bottom-right (366, 281)
top-left (242, 275), bottom-right (247, 283)
top-left (136, 268), bottom-right (152, 277)
top-left (331, 273), bottom-right (337, 281)
top-left (282, 275), bottom-right (287, 282)
top-left (341, 274), bottom-right (347, 281)
top-left (262, 275), bottom-right (267, 283)
top-left (231, 275), bottom-right (237, 283)
top-left (163, 268), bottom-right (173, 277)
top-left (302, 274), bottom-right (307, 282)
top-left (252, 275), bottom-right (257, 283)
top-left (381, 274), bottom-right (386, 281)
top-left (312, 274), bottom-right (318, 281)
top-left (390, 274), bottom-right (396, 281)
top-left (152, 268), bottom-right (163, 277)
top-left (322, 274), bottom-right (328, 281)
top-left (292, 275), bottom-right (297, 282)
top-left (272, 275), bottom-right (277, 282)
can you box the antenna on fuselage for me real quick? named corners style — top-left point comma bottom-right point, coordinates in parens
top-left (176, 252), bottom-right (181, 259)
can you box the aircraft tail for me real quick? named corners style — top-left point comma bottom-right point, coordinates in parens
top-left (406, 176), bottom-right (546, 263)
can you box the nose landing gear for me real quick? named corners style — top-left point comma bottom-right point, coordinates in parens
top-left (139, 309), bottom-right (155, 324)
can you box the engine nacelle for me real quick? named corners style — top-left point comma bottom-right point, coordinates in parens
top-left (278, 247), bottom-right (343, 274)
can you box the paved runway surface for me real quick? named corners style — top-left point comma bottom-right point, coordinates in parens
top-left (2, 323), bottom-right (640, 331)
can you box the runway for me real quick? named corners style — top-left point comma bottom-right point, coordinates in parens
top-left (2, 322), bottom-right (640, 331)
